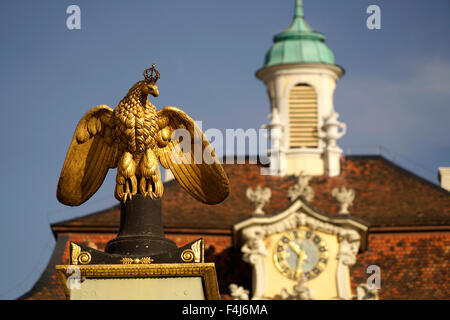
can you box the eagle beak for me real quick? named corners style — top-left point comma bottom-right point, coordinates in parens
top-left (151, 86), bottom-right (159, 97)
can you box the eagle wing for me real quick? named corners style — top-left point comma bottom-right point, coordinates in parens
top-left (156, 106), bottom-right (229, 204)
top-left (57, 105), bottom-right (119, 206)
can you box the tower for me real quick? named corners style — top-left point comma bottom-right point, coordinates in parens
top-left (257, 0), bottom-right (346, 177)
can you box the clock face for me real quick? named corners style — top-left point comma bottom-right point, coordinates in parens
top-left (273, 229), bottom-right (329, 281)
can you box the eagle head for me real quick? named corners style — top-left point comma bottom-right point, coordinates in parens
top-left (141, 63), bottom-right (160, 97)
top-left (141, 81), bottom-right (159, 97)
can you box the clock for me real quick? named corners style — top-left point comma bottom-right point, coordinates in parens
top-left (273, 229), bottom-right (329, 281)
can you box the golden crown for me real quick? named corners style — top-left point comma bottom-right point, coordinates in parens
top-left (143, 63), bottom-right (160, 83)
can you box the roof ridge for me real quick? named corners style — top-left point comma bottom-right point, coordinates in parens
top-left (345, 154), bottom-right (448, 193)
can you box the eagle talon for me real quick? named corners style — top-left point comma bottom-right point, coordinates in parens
top-left (152, 174), bottom-right (163, 198)
top-left (139, 178), bottom-right (150, 197)
top-left (146, 180), bottom-right (154, 198)
top-left (115, 184), bottom-right (123, 202)
top-left (130, 176), bottom-right (138, 195)
top-left (115, 179), bottom-right (135, 203)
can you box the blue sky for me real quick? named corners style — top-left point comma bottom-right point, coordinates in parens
top-left (0, 0), bottom-right (449, 299)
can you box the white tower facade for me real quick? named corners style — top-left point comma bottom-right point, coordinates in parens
top-left (257, 1), bottom-right (346, 177)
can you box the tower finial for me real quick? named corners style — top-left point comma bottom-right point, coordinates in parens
top-left (295, 0), bottom-right (304, 17)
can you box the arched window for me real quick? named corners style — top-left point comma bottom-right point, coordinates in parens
top-left (288, 84), bottom-right (318, 148)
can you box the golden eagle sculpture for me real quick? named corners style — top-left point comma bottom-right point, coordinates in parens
top-left (57, 64), bottom-right (229, 206)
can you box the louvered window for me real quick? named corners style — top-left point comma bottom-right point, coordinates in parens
top-left (288, 84), bottom-right (318, 148)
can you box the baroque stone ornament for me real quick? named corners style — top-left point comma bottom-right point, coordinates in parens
top-left (281, 275), bottom-right (314, 300)
top-left (261, 108), bottom-right (284, 176)
top-left (332, 186), bottom-right (355, 214)
top-left (246, 185), bottom-right (272, 215)
top-left (241, 226), bottom-right (267, 299)
top-left (229, 284), bottom-right (250, 300)
top-left (356, 283), bottom-right (379, 300)
top-left (336, 229), bottom-right (361, 299)
top-left (57, 63), bottom-right (229, 206)
top-left (322, 111), bottom-right (347, 148)
top-left (288, 172), bottom-right (314, 201)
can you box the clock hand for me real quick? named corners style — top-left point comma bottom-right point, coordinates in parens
top-left (288, 241), bottom-right (308, 279)
top-left (295, 249), bottom-right (308, 280)
top-left (289, 242), bottom-right (302, 255)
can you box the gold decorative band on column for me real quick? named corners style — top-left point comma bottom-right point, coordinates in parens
top-left (120, 257), bottom-right (154, 264)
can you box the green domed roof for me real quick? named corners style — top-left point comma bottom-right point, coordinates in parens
top-left (263, 0), bottom-right (336, 67)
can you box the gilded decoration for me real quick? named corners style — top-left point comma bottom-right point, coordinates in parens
top-left (57, 64), bottom-right (229, 206)
top-left (68, 239), bottom-right (204, 265)
top-left (181, 249), bottom-right (195, 262)
top-left (120, 257), bottom-right (154, 264)
top-left (181, 239), bottom-right (204, 263)
top-left (70, 242), bottom-right (92, 265)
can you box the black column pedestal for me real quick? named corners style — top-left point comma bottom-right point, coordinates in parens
top-left (105, 195), bottom-right (177, 256)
